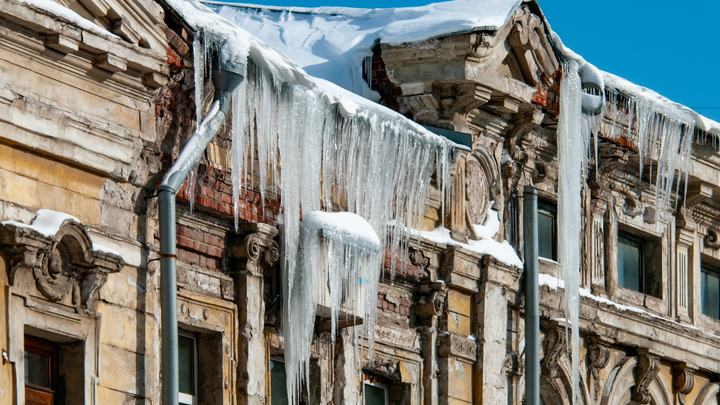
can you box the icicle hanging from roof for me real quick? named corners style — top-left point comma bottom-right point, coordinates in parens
top-left (226, 59), bottom-right (450, 405)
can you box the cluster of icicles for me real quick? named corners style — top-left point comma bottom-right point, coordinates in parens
top-left (559, 61), bottom-right (694, 405)
top-left (189, 35), bottom-right (450, 405)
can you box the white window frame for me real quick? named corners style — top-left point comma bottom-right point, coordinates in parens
top-left (178, 330), bottom-right (198, 405)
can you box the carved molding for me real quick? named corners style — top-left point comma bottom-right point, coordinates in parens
top-left (409, 247), bottom-right (430, 273)
top-left (589, 143), bottom-right (630, 199)
top-left (415, 282), bottom-right (447, 321)
top-left (673, 363), bottom-right (697, 405)
top-left (676, 183), bottom-right (713, 230)
top-left (705, 229), bottom-right (720, 250)
top-left (227, 223), bottom-right (279, 276)
top-left (503, 108), bottom-right (544, 165)
top-left (541, 321), bottom-right (566, 380)
top-left (437, 333), bottom-right (477, 362)
top-left (0, 217), bottom-right (123, 314)
top-left (587, 335), bottom-right (611, 400)
top-left (632, 349), bottom-right (661, 405)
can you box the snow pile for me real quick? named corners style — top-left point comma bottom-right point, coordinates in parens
top-left (2, 209), bottom-right (122, 257)
top-left (207, 0), bottom-right (521, 93)
top-left (420, 208), bottom-right (522, 268)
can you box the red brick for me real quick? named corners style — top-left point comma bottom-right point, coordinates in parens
top-left (178, 249), bottom-right (200, 265)
top-left (208, 246), bottom-right (223, 258)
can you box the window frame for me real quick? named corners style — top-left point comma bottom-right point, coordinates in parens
top-left (364, 380), bottom-right (389, 405)
top-left (701, 262), bottom-right (720, 319)
top-left (536, 199), bottom-right (557, 261)
top-left (24, 334), bottom-right (59, 405)
top-left (178, 330), bottom-right (198, 405)
top-left (617, 231), bottom-right (646, 293)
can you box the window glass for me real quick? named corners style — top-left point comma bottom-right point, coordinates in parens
top-left (537, 209), bottom-right (555, 260)
top-left (271, 360), bottom-right (289, 405)
top-left (365, 384), bottom-right (386, 405)
top-left (24, 351), bottom-right (50, 388)
top-left (702, 264), bottom-right (720, 319)
top-left (178, 335), bottom-right (196, 396)
top-left (618, 234), bottom-right (641, 291)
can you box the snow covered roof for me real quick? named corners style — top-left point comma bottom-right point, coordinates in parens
top-left (205, 0), bottom-right (521, 91)
top-left (204, 0), bottom-right (720, 138)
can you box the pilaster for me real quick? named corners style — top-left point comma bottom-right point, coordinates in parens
top-left (227, 223), bottom-right (279, 405)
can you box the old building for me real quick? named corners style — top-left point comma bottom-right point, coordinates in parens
top-left (1, 0), bottom-right (720, 405)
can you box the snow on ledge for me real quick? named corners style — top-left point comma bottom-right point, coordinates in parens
top-left (538, 273), bottom-right (699, 330)
top-left (419, 225), bottom-right (522, 268)
top-left (2, 209), bottom-right (123, 258)
top-left (16, 0), bottom-right (118, 38)
top-left (302, 211), bottom-right (380, 250)
top-left (2, 209), bottom-right (79, 237)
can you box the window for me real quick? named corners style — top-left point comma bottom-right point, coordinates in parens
top-left (537, 200), bottom-right (557, 261)
top-left (271, 359), bottom-right (288, 405)
top-left (701, 262), bottom-right (720, 319)
top-left (364, 382), bottom-right (388, 405)
top-left (179, 332), bottom-right (198, 405)
top-left (617, 230), bottom-right (661, 297)
top-left (24, 335), bottom-right (57, 405)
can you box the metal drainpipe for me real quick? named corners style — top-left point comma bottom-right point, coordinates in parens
top-left (523, 186), bottom-right (540, 405)
top-left (159, 62), bottom-right (243, 405)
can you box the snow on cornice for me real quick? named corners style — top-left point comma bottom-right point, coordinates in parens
top-left (14, 0), bottom-right (118, 38)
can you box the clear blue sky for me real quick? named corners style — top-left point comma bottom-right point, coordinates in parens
top-left (219, 0), bottom-right (720, 123)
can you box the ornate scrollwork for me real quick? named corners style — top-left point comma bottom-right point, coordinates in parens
top-left (227, 223), bottom-right (280, 276)
top-left (706, 229), bottom-right (720, 250)
top-left (0, 213), bottom-right (124, 314)
top-left (589, 143), bottom-right (629, 199)
top-left (676, 183), bottom-right (712, 230)
top-left (632, 349), bottom-right (661, 405)
top-left (587, 335), bottom-right (611, 400)
top-left (541, 321), bottom-right (566, 380)
top-left (673, 363), bottom-right (696, 405)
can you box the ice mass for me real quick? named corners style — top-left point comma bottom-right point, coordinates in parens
top-left (2, 0), bottom-right (719, 403)
top-left (160, 0), bottom-right (720, 403)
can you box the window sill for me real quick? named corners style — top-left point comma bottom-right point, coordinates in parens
top-left (613, 286), bottom-right (667, 316)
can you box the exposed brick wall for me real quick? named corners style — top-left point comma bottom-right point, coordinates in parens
top-left (532, 66), bottom-right (562, 116)
top-left (377, 293), bottom-right (412, 316)
top-left (176, 224), bottom-right (224, 270)
top-left (365, 53), bottom-right (402, 113)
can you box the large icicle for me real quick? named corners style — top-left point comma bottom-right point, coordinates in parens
top-left (558, 60), bottom-right (586, 405)
top-left (225, 63), bottom-right (449, 405)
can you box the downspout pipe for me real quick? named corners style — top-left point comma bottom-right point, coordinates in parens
top-left (159, 58), bottom-right (244, 405)
top-left (523, 186), bottom-right (540, 405)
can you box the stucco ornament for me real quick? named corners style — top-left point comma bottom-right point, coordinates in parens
top-left (0, 212), bottom-right (124, 314)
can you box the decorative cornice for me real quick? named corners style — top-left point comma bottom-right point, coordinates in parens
top-left (227, 223), bottom-right (279, 277)
top-left (676, 183), bottom-right (713, 230)
top-left (0, 217), bottom-right (123, 314)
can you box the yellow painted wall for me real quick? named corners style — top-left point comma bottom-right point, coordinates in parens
top-left (0, 143), bottom-right (104, 225)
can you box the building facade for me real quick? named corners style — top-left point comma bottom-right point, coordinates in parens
top-left (1, 0), bottom-right (720, 405)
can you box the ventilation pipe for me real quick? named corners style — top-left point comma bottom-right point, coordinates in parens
top-left (523, 186), bottom-right (540, 405)
top-left (158, 52), bottom-right (244, 405)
